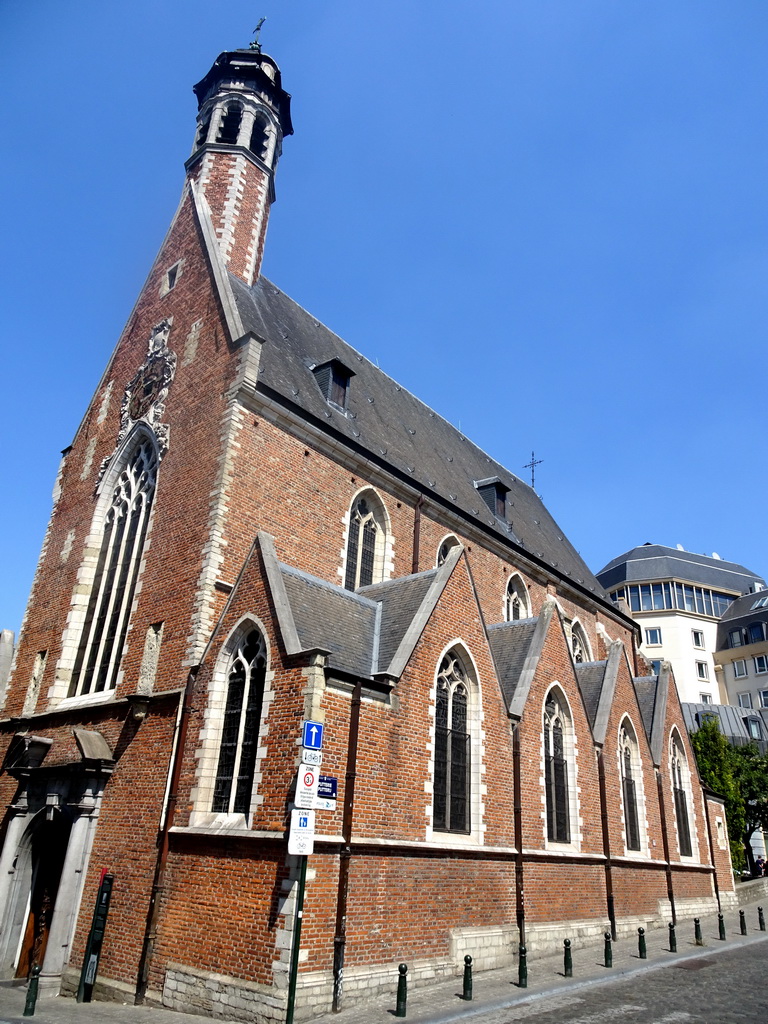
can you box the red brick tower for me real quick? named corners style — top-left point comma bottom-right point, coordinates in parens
top-left (186, 46), bottom-right (293, 285)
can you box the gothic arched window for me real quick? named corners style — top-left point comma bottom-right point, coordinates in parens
top-left (68, 438), bottom-right (157, 697)
top-left (437, 535), bottom-right (459, 567)
top-left (570, 621), bottom-right (591, 664)
top-left (344, 492), bottom-right (387, 590)
top-left (670, 731), bottom-right (693, 857)
top-left (217, 103), bottom-right (242, 145)
top-left (212, 627), bottom-right (267, 815)
top-left (620, 719), bottom-right (642, 852)
top-left (433, 651), bottom-right (471, 833)
top-left (505, 574), bottom-right (531, 621)
top-left (544, 688), bottom-right (572, 844)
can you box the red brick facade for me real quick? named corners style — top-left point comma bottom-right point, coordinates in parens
top-left (0, 44), bottom-right (734, 1022)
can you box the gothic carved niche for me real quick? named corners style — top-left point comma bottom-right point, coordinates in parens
top-left (98, 319), bottom-right (177, 482)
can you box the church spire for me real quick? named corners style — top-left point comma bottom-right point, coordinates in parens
top-left (186, 45), bottom-right (293, 286)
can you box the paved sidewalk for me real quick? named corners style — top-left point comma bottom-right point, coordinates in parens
top-left (1, 900), bottom-right (766, 1024)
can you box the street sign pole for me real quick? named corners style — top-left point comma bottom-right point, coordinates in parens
top-left (285, 853), bottom-right (308, 1024)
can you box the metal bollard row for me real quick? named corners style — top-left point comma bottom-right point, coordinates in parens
top-left (393, 905), bottom-right (765, 1014)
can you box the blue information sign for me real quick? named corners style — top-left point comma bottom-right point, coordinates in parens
top-left (302, 720), bottom-right (324, 750)
top-left (318, 775), bottom-right (337, 800)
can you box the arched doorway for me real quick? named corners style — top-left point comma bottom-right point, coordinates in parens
top-left (14, 813), bottom-right (72, 978)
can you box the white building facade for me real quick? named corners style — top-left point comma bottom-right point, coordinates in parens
top-left (596, 544), bottom-right (765, 705)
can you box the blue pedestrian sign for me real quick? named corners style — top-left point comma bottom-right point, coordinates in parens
top-left (302, 720), bottom-right (324, 750)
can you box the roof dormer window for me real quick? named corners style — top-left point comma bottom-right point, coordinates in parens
top-left (313, 359), bottom-right (354, 412)
top-left (474, 477), bottom-right (509, 519)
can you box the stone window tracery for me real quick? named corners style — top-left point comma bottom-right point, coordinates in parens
top-left (570, 621), bottom-right (591, 664)
top-left (212, 627), bottom-right (267, 815)
top-left (505, 574), bottom-right (531, 621)
top-left (68, 438), bottom-right (157, 697)
top-left (670, 731), bottom-right (693, 857)
top-left (544, 688), bottom-right (573, 844)
top-left (433, 651), bottom-right (471, 833)
top-left (344, 491), bottom-right (387, 590)
top-left (619, 720), bottom-right (642, 851)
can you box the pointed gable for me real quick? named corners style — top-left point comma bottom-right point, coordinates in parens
top-left (486, 618), bottom-right (538, 707)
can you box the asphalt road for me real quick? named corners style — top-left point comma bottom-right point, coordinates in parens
top-left (455, 943), bottom-right (768, 1024)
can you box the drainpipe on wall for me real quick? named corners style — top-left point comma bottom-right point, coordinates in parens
top-left (596, 749), bottom-right (617, 940)
top-left (134, 665), bottom-right (198, 1004)
top-left (656, 769), bottom-right (677, 925)
top-left (331, 679), bottom-right (362, 1012)
top-left (512, 722), bottom-right (526, 948)
top-left (411, 495), bottom-right (425, 574)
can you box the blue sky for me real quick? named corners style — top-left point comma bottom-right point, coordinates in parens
top-left (1, 1), bottom-right (767, 635)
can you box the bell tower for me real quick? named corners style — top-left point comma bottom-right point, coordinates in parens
top-left (186, 44), bottom-right (293, 286)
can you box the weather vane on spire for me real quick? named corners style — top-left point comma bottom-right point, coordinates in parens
top-left (250, 17), bottom-right (266, 52)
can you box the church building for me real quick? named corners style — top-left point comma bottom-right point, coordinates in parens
top-left (0, 41), bottom-right (735, 1022)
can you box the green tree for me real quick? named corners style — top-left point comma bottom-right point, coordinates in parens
top-left (730, 742), bottom-right (768, 873)
top-left (689, 718), bottom-right (746, 872)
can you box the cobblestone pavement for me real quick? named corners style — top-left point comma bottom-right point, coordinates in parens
top-left (0, 901), bottom-right (765, 1024)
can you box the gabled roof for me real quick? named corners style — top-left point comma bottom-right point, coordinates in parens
top-left (229, 273), bottom-right (609, 604)
top-left (280, 565), bottom-right (379, 678)
top-left (358, 570), bottom-right (437, 675)
top-left (596, 543), bottom-right (764, 595)
top-left (574, 661), bottom-right (608, 731)
top-left (487, 618), bottom-right (539, 708)
top-left (255, 533), bottom-right (461, 682)
top-left (633, 676), bottom-right (658, 740)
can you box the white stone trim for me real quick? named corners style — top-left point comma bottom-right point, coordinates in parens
top-left (185, 402), bottom-right (246, 664)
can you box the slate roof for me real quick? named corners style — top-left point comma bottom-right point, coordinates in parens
top-left (633, 676), bottom-right (659, 740)
top-left (596, 543), bottom-right (764, 594)
top-left (487, 619), bottom-right (538, 706)
top-left (280, 565), bottom-right (378, 677)
top-left (230, 273), bottom-right (609, 604)
top-left (574, 661), bottom-right (607, 728)
top-left (358, 571), bottom-right (436, 673)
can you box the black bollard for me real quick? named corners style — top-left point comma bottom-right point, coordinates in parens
top-left (740, 909), bottom-right (747, 936)
top-left (518, 944), bottom-right (528, 988)
top-left (23, 965), bottom-right (41, 1018)
top-left (694, 918), bottom-right (703, 946)
top-left (395, 963), bottom-right (407, 1018)
top-left (462, 955), bottom-right (473, 1001)
top-left (564, 939), bottom-right (572, 978)
top-left (638, 927), bottom-right (647, 959)
top-left (668, 922), bottom-right (677, 952)
top-left (718, 914), bottom-right (726, 941)
top-left (759, 907), bottom-right (765, 932)
top-left (604, 931), bottom-right (612, 968)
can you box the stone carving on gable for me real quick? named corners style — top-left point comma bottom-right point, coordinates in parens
top-left (98, 319), bottom-right (177, 482)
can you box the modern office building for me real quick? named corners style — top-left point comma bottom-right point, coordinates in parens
top-left (596, 544), bottom-right (765, 704)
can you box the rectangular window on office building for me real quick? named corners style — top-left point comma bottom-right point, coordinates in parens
top-left (645, 628), bottom-right (662, 646)
top-left (692, 630), bottom-right (704, 649)
top-left (738, 692), bottom-right (753, 709)
top-left (695, 661), bottom-right (708, 680)
top-left (699, 693), bottom-right (713, 704)
top-left (734, 659), bottom-right (748, 679)
top-left (754, 655), bottom-right (768, 675)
